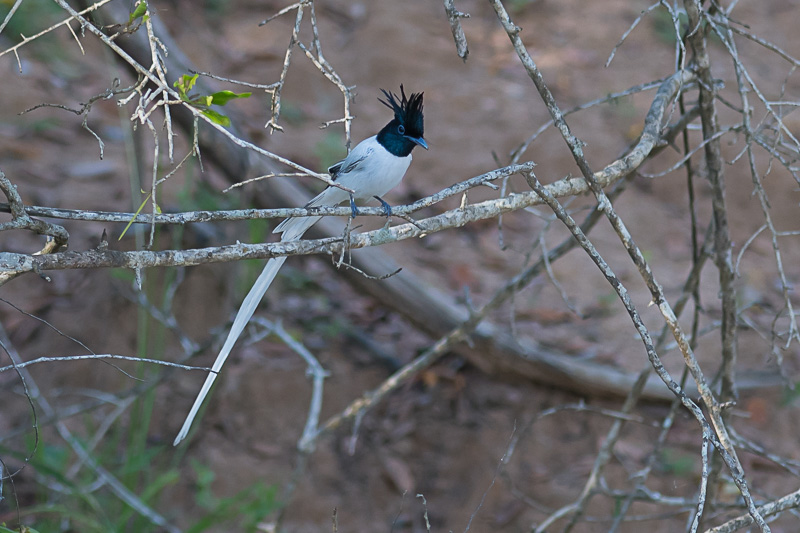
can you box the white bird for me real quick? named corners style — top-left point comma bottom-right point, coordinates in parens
top-left (174, 86), bottom-right (427, 445)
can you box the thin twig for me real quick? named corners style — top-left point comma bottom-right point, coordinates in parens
top-left (0, 354), bottom-right (213, 374)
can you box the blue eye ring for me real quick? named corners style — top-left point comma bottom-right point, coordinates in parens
top-left (397, 124), bottom-right (405, 135)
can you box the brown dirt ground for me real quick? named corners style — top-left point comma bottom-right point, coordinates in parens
top-left (2, 0), bottom-right (800, 531)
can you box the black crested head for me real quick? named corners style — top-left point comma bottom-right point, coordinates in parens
top-left (379, 85), bottom-right (424, 138)
top-left (376, 85), bottom-right (427, 158)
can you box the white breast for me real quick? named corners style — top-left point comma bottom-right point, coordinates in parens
top-left (336, 136), bottom-right (411, 200)
top-left (301, 136), bottom-right (412, 213)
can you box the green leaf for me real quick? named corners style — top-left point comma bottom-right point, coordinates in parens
top-left (209, 90), bottom-right (252, 106)
top-left (201, 108), bottom-right (231, 127)
top-left (174, 74), bottom-right (199, 98)
top-left (129, 1), bottom-right (148, 23)
top-left (173, 73), bottom-right (247, 127)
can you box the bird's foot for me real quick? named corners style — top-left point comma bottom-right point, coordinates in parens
top-left (348, 194), bottom-right (361, 219)
top-left (374, 195), bottom-right (393, 218)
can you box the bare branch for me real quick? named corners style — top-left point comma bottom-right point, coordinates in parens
top-left (0, 354), bottom-right (212, 374)
top-left (443, 0), bottom-right (469, 61)
top-left (704, 487), bottom-right (800, 533)
top-left (490, 0), bottom-right (769, 529)
top-left (0, 172), bottom-right (69, 252)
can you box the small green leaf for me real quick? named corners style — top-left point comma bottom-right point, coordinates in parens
top-left (129, 1), bottom-right (148, 23)
top-left (209, 90), bottom-right (252, 106)
top-left (201, 108), bottom-right (231, 127)
top-left (173, 73), bottom-right (246, 127)
top-left (173, 74), bottom-right (199, 97)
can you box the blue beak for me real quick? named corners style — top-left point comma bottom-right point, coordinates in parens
top-left (407, 136), bottom-right (429, 150)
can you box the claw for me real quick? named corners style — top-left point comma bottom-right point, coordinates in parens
top-left (374, 195), bottom-right (393, 218)
top-left (349, 194), bottom-right (360, 218)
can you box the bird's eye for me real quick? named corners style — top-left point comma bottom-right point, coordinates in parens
top-left (397, 124), bottom-right (405, 135)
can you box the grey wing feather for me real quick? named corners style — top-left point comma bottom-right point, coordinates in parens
top-left (328, 146), bottom-right (373, 179)
top-left (328, 160), bottom-right (343, 176)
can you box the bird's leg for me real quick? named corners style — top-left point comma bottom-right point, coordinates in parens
top-left (348, 193), bottom-right (361, 219)
top-left (373, 195), bottom-right (393, 218)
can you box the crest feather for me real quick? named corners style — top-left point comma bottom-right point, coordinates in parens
top-left (378, 85), bottom-right (424, 135)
